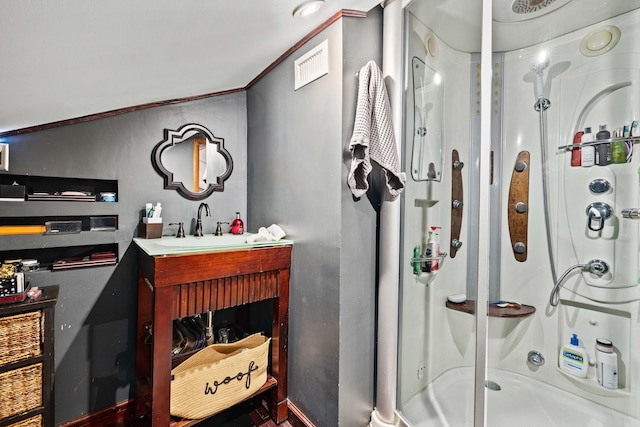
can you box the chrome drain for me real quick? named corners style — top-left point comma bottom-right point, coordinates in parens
top-left (485, 380), bottom-right (501, 391)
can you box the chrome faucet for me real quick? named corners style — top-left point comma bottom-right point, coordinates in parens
top-left (195, 202), bottom-right (210, 236)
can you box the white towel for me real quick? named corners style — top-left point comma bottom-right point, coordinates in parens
top-left (245, 224), bottom-right (286, 244)
top-left (348, 60), bottom-right (405, 200)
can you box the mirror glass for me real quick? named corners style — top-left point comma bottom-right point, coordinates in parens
top-left (152, 124), bottom-right (233, 200)
top-left (411, 57), bottom-right (444, 181)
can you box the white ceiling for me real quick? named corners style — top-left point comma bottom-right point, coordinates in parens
top-left (0, 0), bottom-right (381, 133)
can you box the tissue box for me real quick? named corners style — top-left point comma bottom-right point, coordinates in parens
top-left (139, 222), bottom-right (163, 239)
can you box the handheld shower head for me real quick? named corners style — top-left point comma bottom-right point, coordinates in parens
top-left (530, 51), bottom-right (550, 100)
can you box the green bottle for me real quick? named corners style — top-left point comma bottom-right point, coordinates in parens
top-left (413, 246), bottom-right (422, 275)
top-left (611, 129), bottom-right (627, 164)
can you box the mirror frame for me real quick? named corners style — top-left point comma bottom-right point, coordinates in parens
top-left (152, 123), bottom-right (233, 200)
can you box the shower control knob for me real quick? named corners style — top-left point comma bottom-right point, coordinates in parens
top-left (452, 199), bottom-right (463, 209)
top-left (514, 161), bottom-right (527, 172)
top-left (515, 202), bottom-right (527, 213)
top-left (589, 178), bottom-right (611, 194)
top-left (528, 351), bottom-right (545, 367)
top-left (514, 242), bottom-right (526, 254)
top-left (416, 127), bottom-right (427, 136)
top-left (453, 160), bottom-right (464, 170)
top-left (451, 239), bottom-right (463, 250)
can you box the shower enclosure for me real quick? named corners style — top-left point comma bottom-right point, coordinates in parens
top-left (397, 1), bottom-right (640, 425)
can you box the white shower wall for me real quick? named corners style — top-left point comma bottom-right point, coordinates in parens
top-left (398, 13), bottom-right (475, 405)
top-left (496, 7), bottom-right (640, 418)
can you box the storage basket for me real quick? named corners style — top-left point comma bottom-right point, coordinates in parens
top-left (170, 333), bottom-right (270, 419)
top-left (8, 414), bottom-right (42, 427)
top-left (0, 363), bottom-right (42, 419)
top-left (0, 311), bottom-right (42, 366)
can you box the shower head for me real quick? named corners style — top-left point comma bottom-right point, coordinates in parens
top-left (530, 51), bottom-right (550, 101)
top-left (530, 51), bottom-right (550, 73)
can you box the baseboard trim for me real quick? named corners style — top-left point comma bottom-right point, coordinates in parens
top-left (286, 400), bottom-right (316, 427)
top-left (58, 399), bottom-right (136, 427)
top-left (59, 398), bottom-right (316, 427)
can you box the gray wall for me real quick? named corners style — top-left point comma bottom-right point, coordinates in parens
top-left (247, 8), bottom-right (382, 427)
top-left (0, 93), bottom-right (247, 423)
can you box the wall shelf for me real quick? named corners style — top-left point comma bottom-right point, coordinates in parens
top-left (446, 299), bottom-right (536, 318)
top-left (1, 244), bottom-right (118, 272)
top-left (0, 174), bottom-right (118, 202)
top-left (558, 136), bottom-right (640, 151)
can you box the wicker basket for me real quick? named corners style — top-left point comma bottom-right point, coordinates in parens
top-left (170, 333), bottom-right (270, 419)
top-left (0, 311), bottom-right (42, 366)
top-left (8, 414), bottom-right (42, 427)
top-left (0, 363), bottom-right (43, 419)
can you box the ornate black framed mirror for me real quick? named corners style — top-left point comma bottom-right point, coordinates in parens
top-left (152, 124), bottom-right (233, 200)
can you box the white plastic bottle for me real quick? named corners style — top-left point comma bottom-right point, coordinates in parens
top-left (429, 226), bottom-right (441, 271)
top-left (595, 338), bottom-right (618, 389)
top-left (559, 333), bottom-right (588, 378)
top-left (581, 127), bottom-right (595, 167)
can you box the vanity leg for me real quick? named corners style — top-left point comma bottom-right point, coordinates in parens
top-left (271, 269), bottom-right (289, 424)
top-left (151, 286), bottom-right (174, 426)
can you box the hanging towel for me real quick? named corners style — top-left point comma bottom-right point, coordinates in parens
top-left (348, 60), bottom-right (405, 200)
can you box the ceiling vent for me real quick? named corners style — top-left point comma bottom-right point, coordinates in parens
top-left (294, 40), bottom-right (329, 90)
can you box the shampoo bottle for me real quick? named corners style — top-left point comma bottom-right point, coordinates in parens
top-left (595, 338), bottom-right (618, 389)
top-left (611, 129), bottom-right (627, 164)
top-left (422, 230), bottom-right (433, 273)
top-left (571, 130), bottom-right (583, 167)
top-left (581, 128), bottom-right (595, 167)
top-left (559, 333), bottom-right (588, 378)
top-left (429, 226), bottom-right (441, 271)
top-left (596, 124), bottom-right (611, 166)
top-left (230, 212), bottom-right (244, 235)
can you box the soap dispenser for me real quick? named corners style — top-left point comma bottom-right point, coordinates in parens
top-left (231, 212), bottom-right (244, 235)
top-left (559, 333), bottom-right (588, 378)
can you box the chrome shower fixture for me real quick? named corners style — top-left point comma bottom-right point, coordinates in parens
top-left (530, 51), bottom-right (551, 110)
top-left (549, 259), bottom-right (610, 306)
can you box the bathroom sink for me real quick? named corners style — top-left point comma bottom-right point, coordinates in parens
top-left (133, 234), bottom-right (292, 256)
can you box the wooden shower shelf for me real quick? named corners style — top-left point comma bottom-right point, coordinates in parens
top-left (445, 299), bottom-right (535, 318)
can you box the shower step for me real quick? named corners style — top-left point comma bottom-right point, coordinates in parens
top-left (445, 299), bottom-right (535, 318)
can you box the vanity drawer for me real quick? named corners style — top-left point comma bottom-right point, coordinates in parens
top-left (0, 310), bottom-right (42, 366)
top-left (7, 414), bottom-right (42, 427)
top-left (0, 363), bottom-right (43, 419)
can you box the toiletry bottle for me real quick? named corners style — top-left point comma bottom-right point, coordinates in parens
top-left (596, 124), bottom-right (611, 166)
top-left (581, 127), bottom-right (595, 167)
top-left (145, 203), bottom-right (153, 218)
top-left (422, 230), bottom-right (432, 273)
top-left (559, 333), bottom-right (588, 378)
top-left (152, 202), bottom-right (162, 218)
top-left (413, 246), bottom-right (422, 276)
top-left (571, 130), bottom-right (583, 167)
top-left (595, 338), bottom-right (618, 389)
top-left (230, 212), bottom-right (244, 235)
top-left (611, 129), bottom-right (627, 164)
top-left (429, 226), bottom-right (441, 271)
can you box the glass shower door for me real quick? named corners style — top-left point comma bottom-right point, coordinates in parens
top-left (398, 1), bottom-right (640, 426)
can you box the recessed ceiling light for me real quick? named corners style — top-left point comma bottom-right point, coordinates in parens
top-left (292, 0), bottom-right (324, 18)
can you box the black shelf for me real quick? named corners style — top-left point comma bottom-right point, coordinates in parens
top-left (0, 174), bottom-right (118, 202)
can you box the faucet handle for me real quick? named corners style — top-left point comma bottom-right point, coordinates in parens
top-left (215, 222), bottom-right (229, 236)
top-left (169, 222), bottom-right (186, 238)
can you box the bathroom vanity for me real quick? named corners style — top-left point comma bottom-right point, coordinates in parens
top-left (133, 236), bottom-right (292, 426)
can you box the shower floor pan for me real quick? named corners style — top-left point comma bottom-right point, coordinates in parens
top-left (399, 367), bottom-right (639, 427)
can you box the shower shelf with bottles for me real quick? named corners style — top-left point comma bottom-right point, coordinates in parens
top-left (445, 299), bottom-right (535, 318)
top-left (558, 136), bottom-right (640, 151)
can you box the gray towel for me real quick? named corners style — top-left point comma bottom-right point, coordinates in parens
top-left (348, 60), bottom-right (404, 200)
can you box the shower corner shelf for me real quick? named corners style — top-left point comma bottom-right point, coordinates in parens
top-left (445, 299), bottom-right (536, 318)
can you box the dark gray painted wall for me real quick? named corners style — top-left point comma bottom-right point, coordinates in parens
top-left (247, 9), bottom-right (382, 427)
top-left (0, 93), bottom-right (247, 423)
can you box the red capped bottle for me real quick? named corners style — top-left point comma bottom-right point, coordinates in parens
top-left (231, 212), bottom-right (244, 235)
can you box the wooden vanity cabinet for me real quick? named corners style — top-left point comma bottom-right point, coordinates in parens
top-left (134, 245), bottom-right (291, 426)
